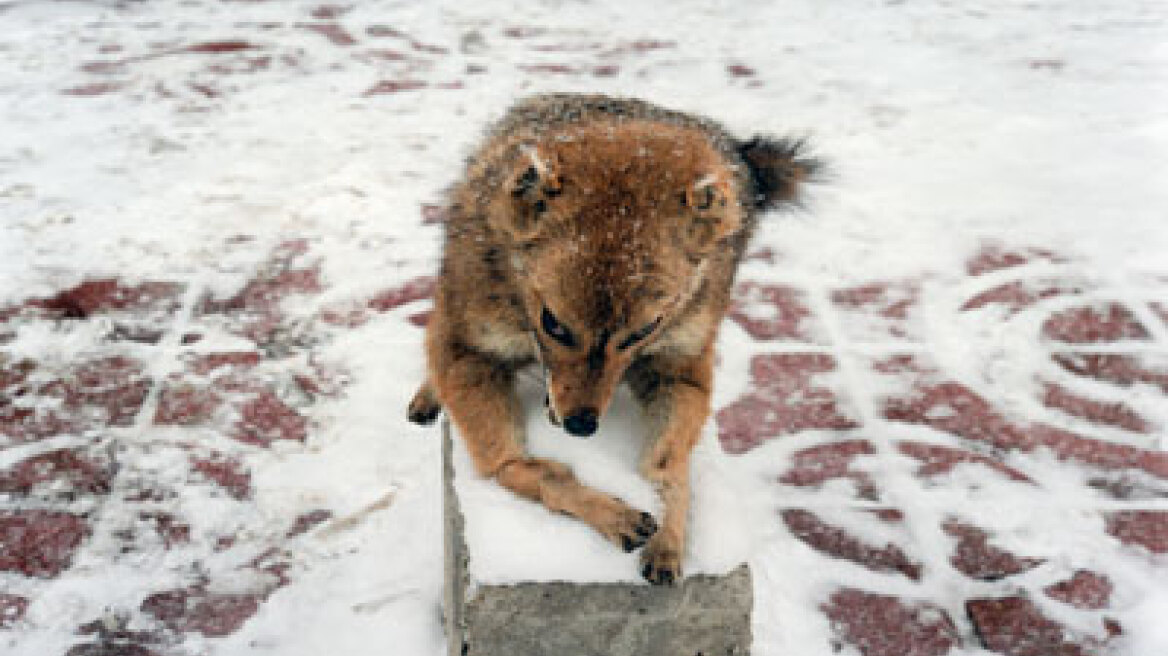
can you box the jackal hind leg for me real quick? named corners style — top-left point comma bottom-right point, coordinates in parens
top-left (433, 348), bottom-right (657, 553)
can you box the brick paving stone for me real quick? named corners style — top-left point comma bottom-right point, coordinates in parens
top-left (232, 389), bottom-right (308, 446)
top-left (944, 521), bottom-right (1042, 581)
top-left (1052, 353), bottom-right (1168, 394)
top-left (1040, 381), bottom-right (1150, 433)
top-left (782, 509), bottom-right (921, 579)
top-left (727, 282), bottom-right (818, 341)
top-left (195, 240), bottom-right (322, 347)
top-left (190, 455), bottom-right (251, 500)
top-left (716, 354), bottom-right (858, 453)
top-left (879, 356), bottom-right (1168, 478)
top-left (896, 441), bottom-right (1032, 483)
top-left (831, 281), bottom-right (922, 341)
top-left (959, 279), bottom-right (1081, 314)
top-left (1044, 570), bottom-right (1112, 610)
top-left (153, 383), bottom-right (221, 426)
top-left (966, 243), bottom-right (1062, 276)
top-left (0, 447), bottom-right (115, 498)
top-left (1042, 303), bottom-right (1150, 343)
top-left (966, 596), bottom-right (1104, 656)
top-left (286, 509), bottom-right (332, 537)
top-left (823, 588), bottom-right (960, 656)
top-left (1104, 510), bottom-right (1168, 554)
top-left (140, 585), bottom-right (264, 638)
top-left (0, 510), bottom-right (90, 578)
top-left (779, 439), bottom-right (878, 498)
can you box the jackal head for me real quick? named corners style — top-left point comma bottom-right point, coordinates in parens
top-left (486, 121), bottom-right (817, 437)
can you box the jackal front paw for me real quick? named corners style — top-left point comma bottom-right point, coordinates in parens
top-left (640, 534), bottom-right (682, 586)
top-left (407, 386), bottom-right (442, 425)
top-left (601, 508), bottom-right (657, 553)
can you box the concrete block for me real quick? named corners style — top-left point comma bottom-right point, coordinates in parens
top-left (443, 420), bottom-right (753, 656)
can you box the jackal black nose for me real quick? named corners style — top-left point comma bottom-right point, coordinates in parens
top-left (563, 407), bottom-right (598, 437)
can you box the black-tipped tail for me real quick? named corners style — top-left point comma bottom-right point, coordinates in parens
top-left (738, 136), bottom-right (825, 211)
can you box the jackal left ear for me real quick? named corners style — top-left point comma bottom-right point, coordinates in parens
top-left (680, 175), bottom-right (740, 253)
top-left (491, 146), bottom-right (562, 240)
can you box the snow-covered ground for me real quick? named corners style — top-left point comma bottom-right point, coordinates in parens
top-left (2, 1), bottom-right (1167, 655)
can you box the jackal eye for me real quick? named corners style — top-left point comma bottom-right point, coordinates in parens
top-left (540, 308), bottom-right (576, 347)
top-left (618, 316), bottom-right (661, 351)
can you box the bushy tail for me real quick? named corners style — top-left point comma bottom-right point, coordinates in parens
top-left (738, 136), bottom-right (825, 211)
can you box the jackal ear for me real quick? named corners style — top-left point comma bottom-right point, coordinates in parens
top-left (737, 136), bottom-right (824, 210)
top-left (490, 146), bottom-right (562, 240)
top-left (679, 175), bottom-right (740, 253)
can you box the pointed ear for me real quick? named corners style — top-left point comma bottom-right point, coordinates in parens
top-left (738, 136), bottom-right (824, 210)
top-left (489, 146), bottom-right (562, 241)
top-left (679, 174), bottom-right (741, 254)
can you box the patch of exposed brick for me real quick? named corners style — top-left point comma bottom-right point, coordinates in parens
top-left (154, 383), bottom-right (221, 425)
top-left (2, 356), bottom-right (152, 442)
top-left (63, 82), bottom-right (125, 96)
top-left (944, 521), bottom-right (1042, 581)
top-left (232, 390), bottom-right (307, 446)
top-left (141, 585), bottom-right (264, 638)
top-left (408, 310), bottom-right (430, 327)
top-left (727, 63), bottom-right (756, 77)
top-left (782, 509), bottom-right (920, 580)
top-left (23, 278), bottom-right (183, 320)
top-left (780, 439), bottom-right (876, 490)
top-left (717, 354), bottom-right (858, 453)
top-left (191, 456), bottom-right (251, 500)
top-left (967, 596), bottom-right (1103, 656)
top-left (186, 40), bottom-right (257, 54)
top-left (196, 241), bottom-right (321, 346)
top-left (287, 509), bottom-right (332, 537)
top-left (1042, 303), bottom-right (1150, 343)
top-left (310, 4), bottom-right (351, 19)
top-left (960, 279), bottom-right (1080, 313)
top-left (880, 360), bottom-right (1168, 478)
top-left (1044, 570), bottom-right (1112, 610)
top-left (599, 39), bottom-right (677, 57)
top-left (728, 282), bottom-right (817, 341)
top-left (896, 441), bottom-right (1032, 483)
top-left (1028, 424), bottom-right (1168, 478)
top-left (298, 22), bottom-right (357, 46)
top-left (188, 351), bottom-right (262, 376)
top-left (824, 588), bottom-right (960, 656)
top-left (0, 510), bottom-right (90, 577)
top-left (832, 281), bottom-right (922, 340)
top-left (0, 448), bottom-right (115, 497)
top-left (368, 276), bottom-right (436, 312)
top-left (966, 243), bottom-right (1063, 276)
top-left (0, 593), bottom-right (28, 628)
top-left (1053, 353), bottom-right (1168, 394)
top-left (1040, 382), bottom-right (1150, 433)
top-left (1104, 510), bottom-right (1168, 554)
top-left (363, 80), bottom-right (428, 95)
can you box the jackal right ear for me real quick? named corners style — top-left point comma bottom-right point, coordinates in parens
top-left (490, 146), bottom-right (562, 240)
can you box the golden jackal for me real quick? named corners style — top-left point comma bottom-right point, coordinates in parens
top-left (410, 93), bottom-right (820, 585)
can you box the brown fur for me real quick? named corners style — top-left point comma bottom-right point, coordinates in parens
top-left (410, 93), bottom-right (820, 584)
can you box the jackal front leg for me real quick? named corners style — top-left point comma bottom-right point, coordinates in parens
top-left (430, 346), bottom-right (657, 553)
top-left (629, 347), bottom-right (713, 585)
